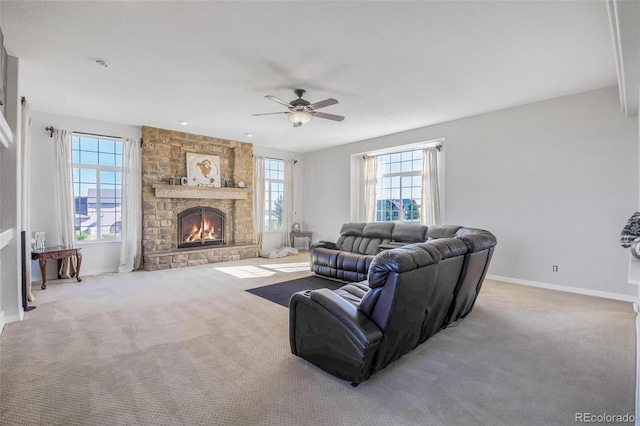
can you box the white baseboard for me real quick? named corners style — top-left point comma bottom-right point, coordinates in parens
top-left (486, 274), bottom-right (637, 303)
top-left (1, 308), bottom-right (24, 335)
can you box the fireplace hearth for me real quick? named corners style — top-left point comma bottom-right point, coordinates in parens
top-left (177, 206), bottom-right (225, 248)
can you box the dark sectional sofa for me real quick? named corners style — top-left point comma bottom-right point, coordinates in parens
top-left (310, 222), bottom-right (472, 282)
top-left (291, 223), bottom-right (496, 385)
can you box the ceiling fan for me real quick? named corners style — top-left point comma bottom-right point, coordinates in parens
top-left (253, 89), bottom-right (345, 127)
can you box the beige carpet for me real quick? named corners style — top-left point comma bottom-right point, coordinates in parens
top-left (0, 254), bottom-right (635, 426)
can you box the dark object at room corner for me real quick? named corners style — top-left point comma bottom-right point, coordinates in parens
top-left (620, 212), bottom-right (640, 248)
top-left (21, 231), bottom-right (36, 312)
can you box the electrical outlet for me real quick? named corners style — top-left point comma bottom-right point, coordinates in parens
top-left (552, 265), bottom-right (558, 272)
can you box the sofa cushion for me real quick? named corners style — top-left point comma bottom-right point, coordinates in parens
top-left (339, 222), bottom-right (366, 236)
top-left (419, 238), bottom-right (468, 259)
top-left (426, 225), bottom-right (462, 239)
top-left (334, 281), bottom-right (370, 307)
top-left (367, 243), bottom-right (442, 288)
top-left (335, 222), bottom-right (394, 255)
top-left (391, 223), bottom-right (428, 243)
top-left (362, 222), bottom-right (395, 239)
top-left (358, 286), bottom-right (383, 316)
top-left (454, 228), bottom-right (497, 253)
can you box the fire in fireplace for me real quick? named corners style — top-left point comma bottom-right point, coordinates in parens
top-left (177, 207), bottom-right (225, 248)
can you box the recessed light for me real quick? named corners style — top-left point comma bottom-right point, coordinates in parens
top-left (178, 120), bottom-right (188, 126)
top-left (245, 133), bottom-right (253, 138)
top-left (93, 58), bottom-right (109, 68)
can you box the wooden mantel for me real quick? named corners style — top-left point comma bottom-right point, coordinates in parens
top-left (152, 183), bottom-right (248, 200)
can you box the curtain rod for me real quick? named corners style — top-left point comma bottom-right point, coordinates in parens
top-left (44, 127), bottom-right (123, 140)
top-left (362, 143), bottom-right (443, 159)
top-left (72, 130), bottom-right (123, 140)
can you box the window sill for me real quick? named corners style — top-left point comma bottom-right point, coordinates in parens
top-left (77, 240), bottom-right (121, 246)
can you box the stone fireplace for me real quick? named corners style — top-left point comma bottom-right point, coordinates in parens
top-left (141, 126), bottom-right (258, 270)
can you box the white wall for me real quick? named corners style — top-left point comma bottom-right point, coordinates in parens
top-left (253, 145), bottom-right (305, 251)
top-left (0, 55), bottom-right (21, 326)
top-left (29, 111), bottom-right (141, 281)
top-left (303, 86), bottom-right (638, 298)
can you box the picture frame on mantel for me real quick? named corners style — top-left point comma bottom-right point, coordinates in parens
top-left (186, 153), bottom-right (221, 187)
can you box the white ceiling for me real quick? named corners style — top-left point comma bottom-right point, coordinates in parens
top-left (0, 1), bottom-right (616, 153)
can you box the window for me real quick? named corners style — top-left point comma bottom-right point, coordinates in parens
top-left (72, 133), bottom-right (123, 241)
top-left (264, 158), bottom-right (284, 230)
top-left (376, 149), bottom-right (422, 222)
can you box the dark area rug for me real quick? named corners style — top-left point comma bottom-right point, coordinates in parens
top-left (246, 275), bottom-right (344, 307)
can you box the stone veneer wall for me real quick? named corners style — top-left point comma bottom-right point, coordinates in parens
top-left (141, 126), bottom-right (257, 270)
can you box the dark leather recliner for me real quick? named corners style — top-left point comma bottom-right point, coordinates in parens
top-left (290, 227), bottom-right (496, 384)
top-left (310, 222), bottom-right (428, 282)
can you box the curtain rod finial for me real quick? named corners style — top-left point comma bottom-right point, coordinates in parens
top-left (45, 126), bottom-right (54, 138)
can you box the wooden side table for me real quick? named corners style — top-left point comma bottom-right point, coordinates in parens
top-left (31, 246), bottom-right (83, 290)
top-left (290, 231), bottom-right (312, 250)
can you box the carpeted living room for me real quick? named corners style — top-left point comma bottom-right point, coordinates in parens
top-left (0, 2), bottom-right (639, 426)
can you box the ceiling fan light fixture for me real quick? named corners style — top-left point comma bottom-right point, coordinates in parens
top-left (288, 111), bottom-right (312, 127)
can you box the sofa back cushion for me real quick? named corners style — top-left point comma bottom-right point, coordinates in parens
top-left (426, 225), bottom-right (462, 239)
top-left (391, 223), bottom-right (428, 243)
top-left (367, 243), bottom-right (441, 288)
top-left (454, 227), bottom-right (497, 252)
top-left (335, 222), bottom-right (394, 255)
top-left (335, 222), bottom-right (366, 253)
top-left (415, 238), bottom-right (468, 342)
top-left (369, 264), bottom-right (440, 372)
top-left (338, 222), bottom-right (366, 236)
top-left (449, 228), bottom-right (497, 321)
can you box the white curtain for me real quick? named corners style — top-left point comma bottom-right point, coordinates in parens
top-left (54, 129), bottom-right (76, 248)
top-left (282, 159), bottom-right (295, 247)
top-left (364, 155), bottom-right (378, 222)
top-left (421, 146), bottom-right (441, 226)
top-left (118, 138), bottom-right (142, 272)
top-left (253, 155), bottom-right (265, 249)
top-left (21, 100), bottom-right (34, 301)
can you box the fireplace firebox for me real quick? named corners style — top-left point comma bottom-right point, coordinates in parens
top-left (177, 207), bottom-right (225, 248)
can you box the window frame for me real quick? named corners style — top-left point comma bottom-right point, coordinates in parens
top-left (375, 149), bottom-right (423, 223)
top-left (72, 133), bottom-right (123, 243)
top-left (264, 158), bottom-right (285, 231)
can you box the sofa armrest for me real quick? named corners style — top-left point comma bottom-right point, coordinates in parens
top-left (309, 289), bottom-right (382, 348)
top-left (311, 241), bottom-right (337, 250)
top-left (310, 247), bottom-right (374, 282)
top-left (378, 242), bottom-right (409, 251)
top-left (289, 288), bottom-right (383, 383)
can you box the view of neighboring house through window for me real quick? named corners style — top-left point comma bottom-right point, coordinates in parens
top-left (264, 158), bottom-right (284, 230)
top-left (376, 149), bottom-right (422, 222)
top-left (72, 134), bottom-right (123, 241)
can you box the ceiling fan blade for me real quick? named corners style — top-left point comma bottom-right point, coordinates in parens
top-left (308, 98), bottom-right (338, 110)
top-left (265, 95), bottom-right (293, 108)
top-left (312, 111), bottom-right (345, 122)
top-left (252, 112), bottom-right (289, 116)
